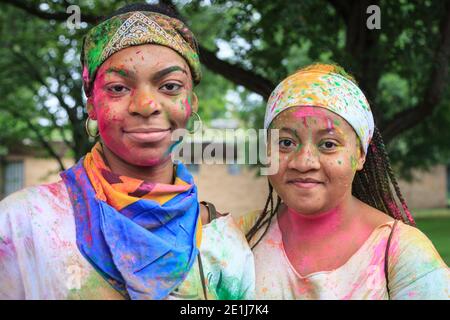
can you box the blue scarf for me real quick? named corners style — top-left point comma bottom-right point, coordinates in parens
top-left (60, 158), bottom-right (200, 299)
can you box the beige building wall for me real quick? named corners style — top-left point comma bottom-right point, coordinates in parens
top-left (24, 157), bottom-right (75, 187)
top-left (193, 165), bottom-right (268, 217)
top-left (398, 165), bottom-right (448, 209)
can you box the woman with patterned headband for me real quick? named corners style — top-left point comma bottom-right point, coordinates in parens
top-left (239, 63), bottom-right (449, 299)
top-left (0, 3), bottom-right (254, 300)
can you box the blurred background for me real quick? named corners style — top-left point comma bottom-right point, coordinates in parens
top-left (0, 0), bottom-right (449, 263)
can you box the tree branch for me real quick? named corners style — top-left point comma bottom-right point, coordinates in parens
top-left (381, 2), bottom-right (450, 142)
top-left (198, 46), bottom-right (274, 99)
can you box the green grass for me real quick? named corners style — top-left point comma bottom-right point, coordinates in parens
top-left (415, 216), bottom-right (450, 265)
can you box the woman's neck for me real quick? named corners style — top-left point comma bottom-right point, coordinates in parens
top-left (279, 197), bottom-right (355, 242)
top-left (101, 143), bottom-right (175, 184)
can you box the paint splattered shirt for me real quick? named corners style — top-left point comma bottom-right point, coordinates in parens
top-left (238, 211), bottom-right (449, 300)
top-left (0, 181), bottom-right (254, 300)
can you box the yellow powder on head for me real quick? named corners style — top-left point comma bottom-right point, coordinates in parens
top-left (293, 63), bottom-right (358, 84)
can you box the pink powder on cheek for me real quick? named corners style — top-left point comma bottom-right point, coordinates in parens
top-left (183, 97), bottom-right (192, 120)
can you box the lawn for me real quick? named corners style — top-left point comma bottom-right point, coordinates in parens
top-left (415, 214), bottom-right (450, 266)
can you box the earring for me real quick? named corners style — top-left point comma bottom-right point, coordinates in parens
top-left (85, 117), bottom-right (99, 138)
top-left (187, 111), bottom-right (203, 134)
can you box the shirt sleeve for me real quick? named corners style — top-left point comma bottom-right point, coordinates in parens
top-left (389, 223), bottom-right (449, 300)
top-left (203, 215), bottom-right (255, 300)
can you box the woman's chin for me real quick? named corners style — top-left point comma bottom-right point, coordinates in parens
top-left (119, 152), bottom-right (171, 167)
top-left (285, 201), bottom-right (327, 216)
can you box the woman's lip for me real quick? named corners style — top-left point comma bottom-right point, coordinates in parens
top-left (289, 181), bottom-right (323, 189)
top-left (124, 129), bottom-right (171, 143)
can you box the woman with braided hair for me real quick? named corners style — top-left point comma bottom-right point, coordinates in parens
top-left (0, 3), bottom-right (254, 300)
top-left (239, 63), bottom-right (449, 299)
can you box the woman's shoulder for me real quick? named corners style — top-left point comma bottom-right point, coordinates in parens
top-left (235, 209), bottom-right (263, 235)
top-left (202, 213), bottom-right (243, 238)
top-left (360, 203), bottom-right (446, 270)
top-left (388, 220), bottom-right (449, 299)
top-left (392, 220), bottom-right (446, 266)
top-left (0, 180), bottom-right (72, 227)
top-left (200, 213), bottom-right (253, 257)
top-left (0, 180), bottom-right (69, 211)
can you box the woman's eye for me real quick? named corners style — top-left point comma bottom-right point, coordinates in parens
top-left (160, 83), bottom-right (182, 93)
top-left (279, 139), bottom-right (295, 149)
top-left (320, 140), bottom-right (338, 151)
top-left (107, 85), bottom-right (129, 94)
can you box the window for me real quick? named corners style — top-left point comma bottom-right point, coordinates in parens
top-left (4, 161), bottom-right (24, 196)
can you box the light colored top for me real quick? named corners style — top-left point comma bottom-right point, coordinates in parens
top-left (238, 211), bottom-right (449, 300)
top-left (0, 181), bottom-right (254, 300)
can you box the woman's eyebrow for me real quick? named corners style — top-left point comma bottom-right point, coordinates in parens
top-left (152, 66), bottom-right (187, 81)
top-left (317, 127), bottom-right (345, 136)
top-left (279, 127), bottom-right (300, 139)
top-left (105, 67), bottom-right (137, 79)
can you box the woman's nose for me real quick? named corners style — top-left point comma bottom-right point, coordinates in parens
top-left (128, 88), bottom-right (161, 117)
top-left (287, 144), bottom-right (321, 172)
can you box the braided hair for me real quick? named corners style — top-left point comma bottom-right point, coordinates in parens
top-left (246, 64), bottom-right (415, 247)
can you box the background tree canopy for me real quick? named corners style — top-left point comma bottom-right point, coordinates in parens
top-left (0, 0), bottom-right (449, 178)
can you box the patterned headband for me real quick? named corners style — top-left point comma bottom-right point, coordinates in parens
top-left (81, 11), bottom-right (201, 95)
top-left (265, 67), bottom-right (375, 154)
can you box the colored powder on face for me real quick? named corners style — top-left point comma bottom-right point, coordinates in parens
top-left (184, 96), bottom-right (192, 119)
top-left (295, 143), bottom-right (304, 153)
top-left (338, 160), bottom-right (342, 165)
top-left (293, 106), bottom-right (328, 119)
top-left (105, 67), bottom-right (129, 78)
top-left (350, 155), bottom-right (358, 171)
top-left (327, 118), bottom-right (334, 132)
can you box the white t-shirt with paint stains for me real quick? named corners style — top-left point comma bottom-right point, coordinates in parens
top-left (238, 211), bottom-right (449, 300)
top-left (0, 181), bottom-right (255, 300)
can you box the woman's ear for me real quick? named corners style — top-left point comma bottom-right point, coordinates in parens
top-left (191, 92), bottom-right (199, 113)
top-left (356, 146), bottom-right (366, 171)
top-left (86, 97), bottom-right (97, 120)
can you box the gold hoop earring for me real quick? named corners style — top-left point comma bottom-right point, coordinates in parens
top-left (85, 117), bottom-right (99, 138)
top-left (188, 111), bottom-right (202, 134)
